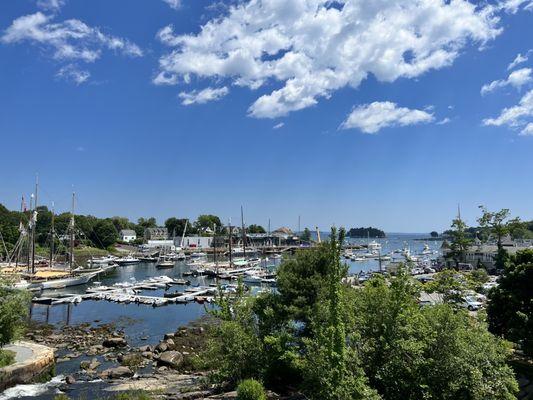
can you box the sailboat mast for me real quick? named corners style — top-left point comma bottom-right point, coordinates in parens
top-left (213, 223), bottom-right (218, 269)
top-left (49, 202), bottom-right (55, 269)
top-left (268, 218), bottom-right (271, 248)
top-left (69, 192), bottom-right (75, 271)
top-left (241, 206), bottom-right (246, 259)
top-left (31, 175), bottom-right (39, 274)
top-left (228, 219), bottom-right (233, 267)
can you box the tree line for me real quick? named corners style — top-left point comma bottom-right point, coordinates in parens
top-left (347, 227), bottom-right (386, 238)
top-left (0, 203), bottom-right (269, 256)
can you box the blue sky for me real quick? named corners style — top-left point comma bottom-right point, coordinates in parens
top-left (0, 0), bottom-right (532, 232)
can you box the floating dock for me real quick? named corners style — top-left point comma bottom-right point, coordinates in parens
top-left (31, 276), bottom-right (215, 307)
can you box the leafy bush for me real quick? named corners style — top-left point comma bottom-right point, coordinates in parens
top-left (0, 349), bottom-right (15, 368)
top-left (236, 379), bottom-right (266, 400)
top-left (0, 285), bottom-right (30, 347)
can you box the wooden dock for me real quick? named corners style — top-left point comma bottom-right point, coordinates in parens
top-left (31, 277), bottom-right (215, 307)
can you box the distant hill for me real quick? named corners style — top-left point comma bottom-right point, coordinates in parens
top-left (347, 227), bottom-right (386, 238)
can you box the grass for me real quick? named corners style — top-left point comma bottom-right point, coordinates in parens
top-left (0, 349), bottom-right (16, 368)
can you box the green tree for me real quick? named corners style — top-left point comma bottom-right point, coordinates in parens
top-left (303, 228), bottom-right (378, 400)
top-left (446, 214), bottom-right (472, 269)
top-left (478, 206), bottom-right (520, 270)
top-left (300, 227), bottom-right (311, 242)
top-left (247, 224), bottom-right (266, 234)
top-left (195, 215), bottom-right (222, 233)
top-left (352, 272), bottom-right (517, 400)
top-left (90, 220), bottom-right (119, 249)
top-left (487, 249), bottom-right (533, 356)
top-left (165, 218), bottom-right (189, 238)
top-left (0, 281), bottom-right (30, 361)
top-left (430, 231), bottom-right (439, 238)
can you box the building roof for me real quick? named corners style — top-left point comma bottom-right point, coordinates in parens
top-left (145, 227), bottom-right (168, 233)
top-left (273, 227), bottom-right (293, 235)
top-left (120, 229), bottom-right (136, 236)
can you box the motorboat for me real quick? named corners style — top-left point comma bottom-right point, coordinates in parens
top-left (368, 240), bottom-right (382, 251)
top-left (156, 258), bottom-right (175, 269)
top-left (115, 255), bottom-right (141, 265)
top-left (89, 255), bottom-right (117, 267)
top-left (421, 244), bottom-right (432, 255)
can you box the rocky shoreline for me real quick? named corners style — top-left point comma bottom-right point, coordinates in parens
top-left (24, 319), bottom-right (228, 399)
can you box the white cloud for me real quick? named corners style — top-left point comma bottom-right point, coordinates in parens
top-left (56, 64), bottom-right (90, 84)
top-left (508, 51), bottom-right (530, 70)
top-left (481, 67), bottom-right (533, 95)
top-left (436, 117), bottom-right (452, 125)
top-left (1, 12), bottom-right (142, 82)
top-left (162, 0), bottom-right (182, 10)
top-left (499, 0), bottom-right (533, 13)
top-left (154, 0), bottom-right (502, 119)
top-left (520, 123), bottom-right (533, 135)
top-left (178, 86), bottom-right (229, 105)
top-left (483, 89), bottom-right (533, 132)
top-left (36, 0), bottom-right (67, 11)
top-left (340, 101), bottom-right (434, 134)
top-left (273, 122), bottom-right (284, 129)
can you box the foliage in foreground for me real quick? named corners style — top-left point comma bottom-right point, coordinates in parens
top-left (236, 379), bottom-right (267, 400)
top-left (0, 349), bottom-right (15, 368)
top-left (488, 249), bottom-right (533, 356)
top-left (203, 229), bottom-right (519, 400)
top-left (0, 281), bottom-right (30, 347)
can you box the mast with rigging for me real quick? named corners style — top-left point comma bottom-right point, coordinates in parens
top-left (69, 192), bottom-right (75, 271)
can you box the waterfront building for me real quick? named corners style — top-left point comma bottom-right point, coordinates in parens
top-left (175, 236), bottom-right (213, 249)
top-left (142, 239), bottom-right (175, 252)
top-left (144, 227), bottom-right (168, 241)
top-left (440, 235), bottom-right (533, 272)
top-left (120, 229), bottom-right (137, 243)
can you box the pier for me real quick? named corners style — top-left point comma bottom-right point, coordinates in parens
top-left (31, 276), bottom-right (216, 307)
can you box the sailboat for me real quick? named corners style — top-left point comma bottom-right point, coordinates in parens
top-left (16, 191), bottom-right (104, 290)
top-left (156, 255), bottom-right (175, 269)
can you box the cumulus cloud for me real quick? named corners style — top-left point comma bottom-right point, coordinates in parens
top-left (162, 0), bottom-right (182, 10)
top-left (178, 86), bottom-right (229, 105)
top-left (508, 51), bottom-right (530, 70)
top-left (340, 101), bottom-right (434, 134)
top-left (154, 0), bottom-right (502, 119)
top-left (481, 67), bottom-right (533, 95)
top-left (1, 12), bottom-right (142, 83)
top-left (499, 0), bottom-right (533, 13)
top-left (483, 89), bottom-right (533, 134)
top-left (273, 122), bottom-right (284, 129)
top-left (36, 0), bottom-right (67, 11)
top-left (521, 123), bottom-right (533, 135)
top-left (56, 64), bottom-right (90, 84)
top-left (436, 117), bottom-right (452, 125)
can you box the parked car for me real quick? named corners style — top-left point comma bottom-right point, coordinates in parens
top-left (460, 296), bottom-right (483, 311)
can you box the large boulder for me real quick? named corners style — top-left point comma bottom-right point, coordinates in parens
top-left (158, 351), bottom-right (183, 369)
top-left (103, 337), bottom-right (127, 348)
top-left (99, 366), bottom-right (133, 380)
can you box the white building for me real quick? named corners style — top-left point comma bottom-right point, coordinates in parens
top-left (143, 240), bottom-right (176, 252)
top-left (120, 229), bottom-right (137, 243)
top-left (175, 236), bottom-right (213, 249)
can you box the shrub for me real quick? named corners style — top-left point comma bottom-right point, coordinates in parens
top-left (236, 379), bottom-right (267, 400)
top-left (0, 349), bottom-right (15, 368)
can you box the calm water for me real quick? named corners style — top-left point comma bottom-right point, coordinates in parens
top-left (29, 233), bottom-right (441, 347)
top-left (2, 234), bottom-right (441, 399)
